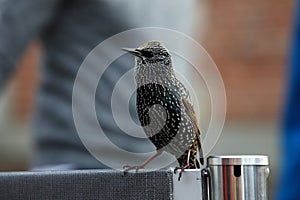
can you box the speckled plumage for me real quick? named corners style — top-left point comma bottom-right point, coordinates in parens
top-left (123, 41), bottom-right (204, 180)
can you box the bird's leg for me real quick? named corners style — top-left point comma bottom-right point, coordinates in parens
top-left (123, 149), bottom-right (163, 173)
top-left (174, 149), bottom-right (191, 181)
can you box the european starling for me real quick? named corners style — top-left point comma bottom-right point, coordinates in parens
top-left (122, 41), bottom-right (204, 180)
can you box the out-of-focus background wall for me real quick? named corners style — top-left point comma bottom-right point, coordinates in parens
top-left (0, 0), bottom-right (295, 194)
top-left (201, 1), bottom-right (294, 191)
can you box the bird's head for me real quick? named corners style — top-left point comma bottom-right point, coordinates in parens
top-left (122, 41), bottom-right (171, 66)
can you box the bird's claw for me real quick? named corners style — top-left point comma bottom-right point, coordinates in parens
top-left (173, 166), bottom-right (180, 174)
top-left (123, 165), bottom-right (131, 170)
top-left (174, 166), bottom-right (186, 181)
top-left (123, 165), bottom-right (144, 173)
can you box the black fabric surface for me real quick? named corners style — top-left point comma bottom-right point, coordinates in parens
top-left (0, 169), bottom-right (173, 200)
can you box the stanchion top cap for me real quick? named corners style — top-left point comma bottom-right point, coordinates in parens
top-left (207, 155), bottom-right (269, 166)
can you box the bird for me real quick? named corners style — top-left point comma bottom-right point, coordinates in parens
top-left (122, 41), bottom-right (204, 181)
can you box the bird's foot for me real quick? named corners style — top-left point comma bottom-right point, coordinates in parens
top-left (123, 165), bottom-right (144, 176)
top-left (174, 166), bottom-right (189, 181)
top-left (122, 150), bottom-right (163, 176)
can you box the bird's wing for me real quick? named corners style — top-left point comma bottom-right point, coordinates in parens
top-left (182, 97), bottom-right (204, 165)
top-left (177, 80), bottom-right (193, 103)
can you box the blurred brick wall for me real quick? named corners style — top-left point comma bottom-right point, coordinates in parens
top-left (202, 0), bottom-right (295, 120)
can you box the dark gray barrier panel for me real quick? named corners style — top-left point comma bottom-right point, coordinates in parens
top-left (0, 169), bottom-right (174, 200)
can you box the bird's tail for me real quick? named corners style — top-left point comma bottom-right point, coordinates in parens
top-left (197, 129), bottom-right (204, 165)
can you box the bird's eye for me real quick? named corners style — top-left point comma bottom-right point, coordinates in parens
top-left (140, 50), bottom-right (154, 58)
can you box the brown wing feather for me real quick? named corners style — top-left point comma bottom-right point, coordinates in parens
top-left (182, 97), bottom-right (204, 165)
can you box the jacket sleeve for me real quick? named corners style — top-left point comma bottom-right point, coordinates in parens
top-left (0, 0), bottom-right (61, 90)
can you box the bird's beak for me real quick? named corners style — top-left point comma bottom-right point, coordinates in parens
top-left (121, 48), bottom-right (142, 57)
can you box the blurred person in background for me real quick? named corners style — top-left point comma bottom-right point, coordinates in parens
top-left (277, 1), bottom-right (300, 199)
top-left (0, 0), bottom-right (199, 170)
